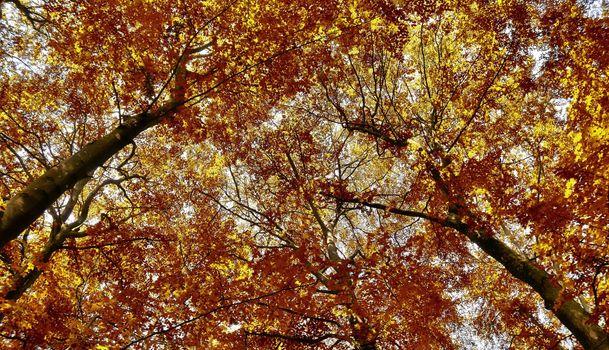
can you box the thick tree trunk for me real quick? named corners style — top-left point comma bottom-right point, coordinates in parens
top-left (0, 102), bottom-right (177, 248)
top-left (427, 163), bottom-right (609, 349)
top-left (348, 198), bottom-right (609, 350)
top-left (445, 219), bottom-right (609, 350)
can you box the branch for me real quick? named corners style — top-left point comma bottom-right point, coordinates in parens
top-left (246, 331), bottom-right (338, 344)
top-left (59, 176), bottom-right (91, 222)
top-left (146, 0), bottom-right (238, 113)
top-left (65, 174), bottom-right (144, 231)
top-left (337, 194), bottom-right (609, 350)
top-left (59, 237), bottom-right (169, 251)
top-left (183, 21), bottom-right (364, 106)
top-left (446, 48), bottom-right (510, 153)
top-left (327, 194), bottom-right (444, 226)
top-left (254, 301), bottom-right (340, 326)
top-left (121, 282), bottom-right (316, 349)
top-left (6, 0), bottom-right (47, 29)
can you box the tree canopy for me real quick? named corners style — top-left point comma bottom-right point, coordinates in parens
top-left (1, 0), bottom-right (608, 348)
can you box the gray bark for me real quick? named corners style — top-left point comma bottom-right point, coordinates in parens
top-left (357, 199), bottom-right (609, 350)
top-left (448, 219), bottom-right (609, 350)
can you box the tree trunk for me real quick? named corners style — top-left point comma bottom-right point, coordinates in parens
top-left (0, 101), bottom-right (178, 248)
top-left (4, 268), bottom-right (42, 301)
top-left (348, 198), bottom-right (609, 350)
top-left (446, 219), bottom-right (609, 350)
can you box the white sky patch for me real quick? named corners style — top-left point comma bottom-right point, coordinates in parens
top-left (582, 0), bottom-right (608, 18)
top-left (553, 98), bottom-right (571, 123)
top-left (530, 47), bottom-right (550, 78)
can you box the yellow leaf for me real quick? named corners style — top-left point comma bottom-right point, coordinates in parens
top-left (590, 125), bottom-right (609, 140)
top-left (564, 178), bottom-right (577, 198)
top-left (370, 17), bottom-right (383, 31)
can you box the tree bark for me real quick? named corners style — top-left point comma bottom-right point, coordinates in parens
top-left (429, 160), bottom-right (609, 349)
top-left (4, 268), bottom-right (42, 301)
top-left (0, 101), bottom-right (178, 248)
top-left (446, 219), bottom-right (609, 350)
top-left (350, 198), bottom-right (609, 350)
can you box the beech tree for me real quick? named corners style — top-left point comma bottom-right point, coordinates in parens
top-left (1, 0), bottom-right (608, 349)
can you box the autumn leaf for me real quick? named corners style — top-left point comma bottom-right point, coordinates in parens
top-left (1, 1), bottom-right (609, 349)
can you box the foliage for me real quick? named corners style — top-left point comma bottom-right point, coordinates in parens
top-left (0, 0), bottom-right (608, 348)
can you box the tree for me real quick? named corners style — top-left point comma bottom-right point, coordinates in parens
top-left (1, 0), bottom-right (608, 349)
